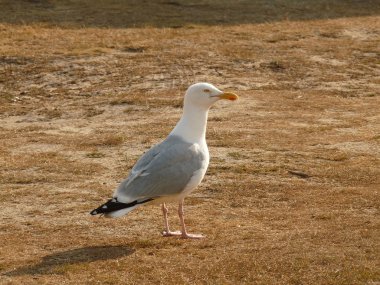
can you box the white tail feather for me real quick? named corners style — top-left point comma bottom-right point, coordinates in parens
top-left (104, 205), bottom-right (139, 218)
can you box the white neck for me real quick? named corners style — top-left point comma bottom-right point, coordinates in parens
top-left (170, 104), bottom-right (209, 144)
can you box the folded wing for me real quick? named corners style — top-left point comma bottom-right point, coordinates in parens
top-left (115, 135), bottom-right (206, 203)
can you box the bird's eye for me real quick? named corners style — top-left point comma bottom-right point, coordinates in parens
top-left (203, 89), bottom-right (211, 93)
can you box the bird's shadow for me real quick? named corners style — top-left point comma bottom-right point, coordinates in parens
top-left (4, 245), bottom-right (135, 276)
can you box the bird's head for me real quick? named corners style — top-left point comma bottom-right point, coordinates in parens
top-left (184, 83), bottom-right (238, 109)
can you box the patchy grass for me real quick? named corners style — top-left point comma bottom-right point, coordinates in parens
top-left (0, 1), bottom-right (379, 285)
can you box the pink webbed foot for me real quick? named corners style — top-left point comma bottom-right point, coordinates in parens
top-left (162, 230), bottom-right (182, 237)
top-left (181, 232), bottom-right (205, 239)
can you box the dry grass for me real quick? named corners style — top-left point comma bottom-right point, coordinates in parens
top-left (0, 1), bottom-right (380, 284)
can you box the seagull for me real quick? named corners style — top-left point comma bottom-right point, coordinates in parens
top-left (90, 83), bottom-right (238, 239)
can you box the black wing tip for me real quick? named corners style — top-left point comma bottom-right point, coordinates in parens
top-left (89, 198), bottom-right (113, 215)
top-left (90, 209), bottom-right (98, 215)
top-left (89, 197), bottom-right (155, 216)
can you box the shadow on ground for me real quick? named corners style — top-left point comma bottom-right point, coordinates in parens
top-left (4, 245), bottom-right (135, 276)
top-left (0, 0), bottom-right (379, 28)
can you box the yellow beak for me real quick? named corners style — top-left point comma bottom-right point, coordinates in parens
top-left (217, 92), bottom-right (239, 101)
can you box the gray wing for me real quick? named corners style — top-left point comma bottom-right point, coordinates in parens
top-left (115, 136), bottom-right (205, 202)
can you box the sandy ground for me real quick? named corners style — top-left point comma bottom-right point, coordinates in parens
top-left (0, 1), bottom-right (380, 284)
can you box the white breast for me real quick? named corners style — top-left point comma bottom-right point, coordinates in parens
top-left (178, 142), bottom-right (209, 200)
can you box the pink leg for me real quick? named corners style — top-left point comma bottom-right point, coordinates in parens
top-left (161, 203), bottom-right (181, 237)
top-left (178, 199), bottom-right (204, 239)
